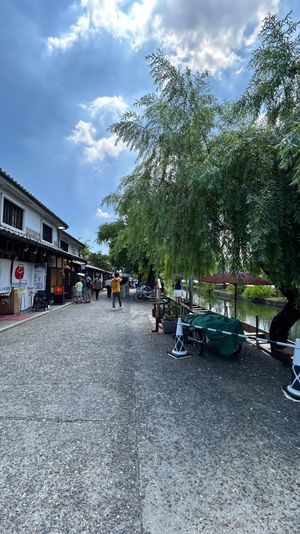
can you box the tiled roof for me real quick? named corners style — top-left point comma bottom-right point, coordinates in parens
top-left (0, 226), bottom-right (86, 262)
top-left (0, 168), bottom-right (68, 229)
top-left (85, 263), bottom-right (113, 274)
top-left (60, 230), bottom-right (85, 248)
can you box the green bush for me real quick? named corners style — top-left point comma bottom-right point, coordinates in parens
top-left (243, 286), bottom-right (276, 299)
top-left (198, 283), bottom-right (226, 292)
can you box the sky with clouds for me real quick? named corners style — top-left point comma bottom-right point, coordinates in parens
top-left (0, 0), bottom-right (299, 251)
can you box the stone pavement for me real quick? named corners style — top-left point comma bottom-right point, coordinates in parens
top-left (0, 291), bottom-right (299, 534)
top-left (0, 302), bottom-right (73, 333)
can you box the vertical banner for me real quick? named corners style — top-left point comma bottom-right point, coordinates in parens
top-left (0, 259), bottom-right (11, 294)
top-left (34, 263), bottom-right (47, 291)
top-left (12, 260), bottom-right (34, 311)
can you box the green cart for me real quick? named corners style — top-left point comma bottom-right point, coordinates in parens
top-left (183, 312), bottom-right (245, 357)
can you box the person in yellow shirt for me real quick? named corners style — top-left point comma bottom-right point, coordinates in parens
top-left (111, 272), bottom-right (122, 309)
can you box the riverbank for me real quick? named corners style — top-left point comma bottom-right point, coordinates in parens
top-left (208, 289), bottom-right (286, 308)
top-left (191, 288), bottom-right (300, 342)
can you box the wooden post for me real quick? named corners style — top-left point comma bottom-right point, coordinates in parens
top-left (188, 277), bottom-right (193, 311)
top-left (152, 278), bottom-right (161, 332)
top-left (255, 315), bottom-right (259, 349)
top-left (234, 284), bottom-right (237, 318)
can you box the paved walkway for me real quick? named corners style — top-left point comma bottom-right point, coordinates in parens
top-left (0, 302), bottom-right (73, 333)
top-left (0, 291), bottom-right (299, 533)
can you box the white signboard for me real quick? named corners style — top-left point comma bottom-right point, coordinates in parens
top-left (34, 264), bottom-right (47, 291)
top-left (0, 259), bottom-right (11, 295)
top-left (12, 261), bottom-right (35, 311)
top-left (0, 260), bottom-right (48, 310)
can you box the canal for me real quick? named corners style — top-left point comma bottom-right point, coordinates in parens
top-left (192, 288), bottom-right (300, 342)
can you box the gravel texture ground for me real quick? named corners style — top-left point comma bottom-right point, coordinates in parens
top-left (0, 291), bottom-right (299, 534)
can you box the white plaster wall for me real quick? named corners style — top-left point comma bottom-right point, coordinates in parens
top-left (0, 184), bottom-right (59, 244)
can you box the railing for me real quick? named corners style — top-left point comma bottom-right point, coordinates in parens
top-left (181, 321), bottom-right (295, 350)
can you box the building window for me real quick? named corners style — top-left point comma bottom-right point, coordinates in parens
top-left (60, 240), bottom-right (69, 252)
top-left (42, 223), bottom-right (53, 243)
top-left (3, 198), bottom-right (23, 230)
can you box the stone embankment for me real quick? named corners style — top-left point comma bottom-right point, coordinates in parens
top-left (211, 289), bottom-right (286, 308)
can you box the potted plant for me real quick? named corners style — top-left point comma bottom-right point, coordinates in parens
top-left (161, 302), bottom-right (180, 334)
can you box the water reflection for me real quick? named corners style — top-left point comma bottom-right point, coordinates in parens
top-left (193, 289), bottom-right (300, 342)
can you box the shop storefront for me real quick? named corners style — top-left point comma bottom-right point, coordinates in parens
top-left (0, 258), bottom-right (48, 313)
top-left (0, 232), bottom-right (87, 312)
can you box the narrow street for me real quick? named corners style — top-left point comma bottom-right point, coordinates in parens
top-left (0, 292), bottom-right (299, 534)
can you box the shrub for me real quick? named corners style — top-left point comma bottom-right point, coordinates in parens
top-left (243, 285), bottom-right (276, 299)
top-left (163, 301), bottom-right (181, 320)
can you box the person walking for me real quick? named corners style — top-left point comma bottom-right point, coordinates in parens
top-left (94, 276), bottom-right (101, 301)
top-left (74, 278), bottom-right (83, 304)
top-left (85, 274), bottom-right (92, 303)
top-left (105, 277), bottom-right (112, 298)
top-left (174, 278), bottom-right (183, 303)
top-left (111, 272), bottom-right (122, 310)
top-left (82, 274), bottom-right (92, 303)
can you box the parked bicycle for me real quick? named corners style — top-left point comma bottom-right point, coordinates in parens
top-left (134, 283), bottom-right (166, 301)
top-left (134, 284), bottom-right (157, 301)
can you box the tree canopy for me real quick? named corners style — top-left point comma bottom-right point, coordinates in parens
top-left (81, 242), bottom-right (112, 272)
top-left (100, 13), bottom-right (300, 345)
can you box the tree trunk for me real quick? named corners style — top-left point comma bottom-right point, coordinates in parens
top-left (147, 265), bottom-right (156, 289)
top-left (269, 300), bottom-right (300, 363)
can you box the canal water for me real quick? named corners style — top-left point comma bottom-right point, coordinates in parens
top-left (191, 288), bottom-right (300, 342)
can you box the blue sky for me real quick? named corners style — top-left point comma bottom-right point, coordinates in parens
top-left (0, 0), bottom-right (299, 251)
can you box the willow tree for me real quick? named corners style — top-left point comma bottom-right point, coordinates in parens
top-left (231, 13), bottom-right (300, 354)
top-left (107, 51), bottom-right (221, 279)
top-left (105, 13), bottom-right (300, 353)
top-left (96, 219), bottom-right (139, 274)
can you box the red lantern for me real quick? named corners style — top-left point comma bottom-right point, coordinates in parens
top-left (54, 285), bottom-right (64, 295)
top-left (15, 265), bottom-right (24, 280)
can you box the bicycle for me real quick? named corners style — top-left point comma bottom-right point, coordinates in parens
top-left (134, 284), bottom-right (156, 301)
top-left (134, 284), bottom-right (165, 302)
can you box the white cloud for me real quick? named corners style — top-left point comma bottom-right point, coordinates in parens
top-left (69, 94), bottom-right (130, 163)
top-left (84, 133), bottom-right (126, 162)
top-left (47, 0), bottom-right (280, 73)
top-left (47, 14), bottom-right (90, 53)
top-left (70, 120), bottom-right (96, 146)
top-left (81, 96), bottom-right (128, 118)
top-left (69, 120), bottom-right (127, 162)
top-left (96, 208), bottom-right (112, 218)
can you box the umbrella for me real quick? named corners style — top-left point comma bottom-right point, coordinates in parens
top-left (199, 272), bottom-right (273, 317)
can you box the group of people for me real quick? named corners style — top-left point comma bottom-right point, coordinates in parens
top-left (74, 274), bottom-right (93, 304)
top-left (74, 274), bottom-right (102, 304)
top-left (74, 272), bottom-right (125, 310)
top-left (74, 273), bottom-right (183, 308)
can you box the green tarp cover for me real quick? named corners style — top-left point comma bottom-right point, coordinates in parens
top-left (184, 312), bottom-right (245, 356)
